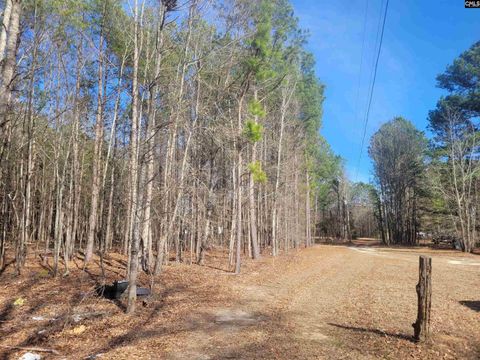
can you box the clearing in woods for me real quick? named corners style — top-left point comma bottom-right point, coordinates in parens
top-left (0, 240), bottom-right (479, 359)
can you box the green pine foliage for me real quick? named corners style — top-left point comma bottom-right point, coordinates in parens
top-left (248, 100), bottom-right (266, 118)
top-left (248, 161), bottom-right (268, 183)
top-left (243, 120), bottom-right (264, 143)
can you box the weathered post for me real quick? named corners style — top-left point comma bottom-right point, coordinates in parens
top-left (412, 255), bottom-right (432, 342)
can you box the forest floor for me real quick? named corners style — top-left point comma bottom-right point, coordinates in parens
top-left (0, 240), bottom-right (479, 359)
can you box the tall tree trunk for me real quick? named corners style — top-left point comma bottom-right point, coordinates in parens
top-left (127, 0), bottom-right (142, 314)
top-left (18, 5), bottom-right (38, 273)
top-left (103, 48), bottom-right (127, 253)
top-left (0, 0), bottom-right (20, 125)
top-left (0, 0), bottom-right (12, 64)
top-left (85, 9), bottom-right (105, 265)
top-left (249, 89), bottom-right (259, 259)
top-left (155, 1), bottom-right (195, 273)
top-left (0, 0), bottom-right (21, 166)
top-left (272, 85), bottom-right (291, 256)
top-left (235, 95), bottom-right (244, 274)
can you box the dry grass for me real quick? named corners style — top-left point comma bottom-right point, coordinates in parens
top-left (0, 241), bottom-right (479, 359)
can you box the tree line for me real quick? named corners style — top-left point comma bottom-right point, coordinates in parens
top-left (368, 41), bottom-right (480, 252)
top-left (0, 0), bottom-right (357, 312)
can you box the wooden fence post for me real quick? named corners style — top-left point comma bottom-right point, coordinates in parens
top-left (412, 255), bottom-right (432, 342)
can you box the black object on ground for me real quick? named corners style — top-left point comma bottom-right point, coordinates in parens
top-left (97, 280), bottom-right (150, 299)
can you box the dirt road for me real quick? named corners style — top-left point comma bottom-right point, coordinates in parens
top-left (166, 244), bottom-right (480, 359)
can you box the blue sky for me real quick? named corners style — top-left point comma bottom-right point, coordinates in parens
top-left (290, 0), bottom-right (479, 183)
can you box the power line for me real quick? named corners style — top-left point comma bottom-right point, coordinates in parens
top-left (352, 0), bottom-right (370, 145)
top-left (354, 0), bottom-right (390, 182)
top-left (353, 0), bottom-right (384, 181)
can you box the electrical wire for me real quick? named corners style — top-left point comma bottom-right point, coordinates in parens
top-left (354, 0), bottom-right (390, 181)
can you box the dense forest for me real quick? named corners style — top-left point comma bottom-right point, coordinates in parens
top-left (0, 0), bottom-right (478, 316)
top-left (0, 0), bottom-right (350, 313)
